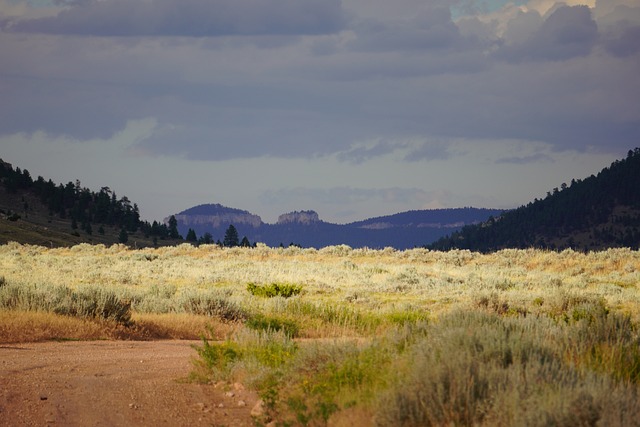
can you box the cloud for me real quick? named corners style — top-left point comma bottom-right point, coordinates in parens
top-left (260, 186), bottom-right (435, 207)
top-left (404, 142), bottom-right (453, 162)
top-left (335, 138), bottom-right (456, 164)
top-left (1, 0), bottom-right (638, 167)
top-left (495, 5), bottom-right (598, 62)
top-left (348, 6), bottom-right (463, 52)
top-left (7, 0), bottom-right (347, 36)
top-left (337, 140), bottom-right (399, 163)
top-left (495, 153), bottom-right (554, 164)
top-left (600, 16), bottom-right (640, 57)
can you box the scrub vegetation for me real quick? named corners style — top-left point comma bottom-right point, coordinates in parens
top-left (2, 242), bottom-right (640, 425)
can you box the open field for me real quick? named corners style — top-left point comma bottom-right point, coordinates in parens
top-left (2, 242), bottom-right (640, 425)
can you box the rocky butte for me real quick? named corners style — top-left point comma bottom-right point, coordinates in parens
top-left (276, 210), bottom-right (320, 225)
top-left (170, 204), bottom-right (262, 229)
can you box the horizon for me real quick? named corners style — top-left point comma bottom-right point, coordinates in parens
top-left (173, 202), bottom-right (505, 226)
top-left (1, 0), bottom-right (638, 224)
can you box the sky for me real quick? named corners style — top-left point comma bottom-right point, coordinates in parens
top-left (1, 0), bottom-right (639, 224)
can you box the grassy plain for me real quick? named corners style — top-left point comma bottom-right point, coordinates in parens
top-left (1, 242), bottom-right (640, 425)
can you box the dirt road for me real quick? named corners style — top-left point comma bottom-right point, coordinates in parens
top-left (0, 341), bottom-right (258, 426)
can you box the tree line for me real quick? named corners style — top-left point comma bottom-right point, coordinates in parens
top-left (184, 224), bottom-right (253, 247)
top-left (428, 148), bottom-right (640, 252)
top-left (0, 160), bottom-right (180, 242)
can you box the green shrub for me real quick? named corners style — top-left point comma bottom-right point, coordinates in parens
top-left (193, 337), bottom-right (243, 378)
top-left (246, 314), bottom-right (300, 338)
top-left (193, 329), bottom-right (298, 382)
top-left (247, 282), bottom-right (303, 298)
top-left (384, 310), bottom-right (429, 326)
top-left (180, 292), bottom-right (247, 322)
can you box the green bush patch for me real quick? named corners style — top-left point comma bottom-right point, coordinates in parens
top-left (247, 282), bottom-right (303, 298)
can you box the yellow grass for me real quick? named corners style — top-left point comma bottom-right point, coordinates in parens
top-left (0, 311), bottom-right (120, 343)
top-left (131, 313), bottom-right (239, 340)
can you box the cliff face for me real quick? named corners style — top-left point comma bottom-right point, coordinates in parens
top-left (171, 203), bottom-right (263, 229)
top-left (277, 210), bottom-right (320, 225)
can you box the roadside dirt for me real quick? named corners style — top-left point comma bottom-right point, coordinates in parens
top-left (0, 340), bottom-right (258, 427)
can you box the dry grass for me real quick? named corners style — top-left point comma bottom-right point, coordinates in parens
top-left (131, 313), bottom-right (239, 340)
top-left (1, 243), bottom-right (639, 342)
top-left (0, 311), bottom-right (125, 343)
top-left (0, 312), bottom-right (240, 343)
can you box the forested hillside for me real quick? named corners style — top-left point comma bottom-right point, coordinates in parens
top-left (429, 148), bottom-right (640, 252)
top-left (0, 159), bottom-right (182, 247)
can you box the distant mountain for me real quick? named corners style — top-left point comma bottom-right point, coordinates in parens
top-left (172, 204), bottom-right (503, 249)
top-left (428, 148), bottom-right (640, 252)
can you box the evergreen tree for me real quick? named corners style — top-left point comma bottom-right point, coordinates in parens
top-left (199, 232), bottom-right (213, 245)
top-left (223, 224), bottom-right (239, 247)
top-left (240, 236), bottom-right (251, 247)
top-left (186, 228), bottom-right (197, 242)
top-left (168, 215), bottom-right (181, 239)
top-left (118, 228), bottom-right (129, 244)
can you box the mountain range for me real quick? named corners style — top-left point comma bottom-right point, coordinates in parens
top-left (171, 205), bottom-right (503, 250)
top-left (2, 148), bottom-right (639, 250)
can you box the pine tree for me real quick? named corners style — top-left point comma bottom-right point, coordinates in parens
top-left (223, 224), bottom-right (239, 247)
top-left (118, 228), bottom-right (129, 244)
top-left (186, 228), bottom-right (197, 242)
top-left (168, 215), bottom-right (181, 239)
top-left (199, 232), bottom-right (213, 245)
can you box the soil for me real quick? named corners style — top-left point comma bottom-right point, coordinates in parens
top-left (0, 340), bottom-right (258, 427)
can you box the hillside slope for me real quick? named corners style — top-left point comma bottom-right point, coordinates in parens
top-left (429, 148), bottom-right (640, 252)
top-left (0, 160), bottom-right (182, 247)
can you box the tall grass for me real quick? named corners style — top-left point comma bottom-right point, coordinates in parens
top-left (0, 280), bottom-right (132, 324)
top-left (194, 307), bottom-right (640, 426)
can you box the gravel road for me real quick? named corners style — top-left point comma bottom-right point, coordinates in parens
top-left (0, 340), bottom-right (257, 426)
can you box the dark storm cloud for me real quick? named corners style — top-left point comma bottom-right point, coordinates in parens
top-left (348, 6), bottom-right (463, 52)
top-left (496, 5), bottom-right (598, 62)
top-left (601, 24), bottom-right (640, 57)
top-left (0, 73), bottom-right (136, 140)
top-left (2, 0), bottom-right (639, 166)
top-left (9, 0), bottom-right (347, 36)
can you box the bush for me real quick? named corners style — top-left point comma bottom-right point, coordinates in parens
top-left (247, 283), bottom-right (303, 298)
top-left (180, 292), bottom-right (247, 322)
top-left (246, 314), bottom-right (300, 338)
top-left (193, 337), bottom-right (243, 378)
top-left (0, 282), bottom-right (132, 325)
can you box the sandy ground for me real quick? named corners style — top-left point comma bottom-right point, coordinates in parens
top-left (0, 340), bottom-right (258, 427)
